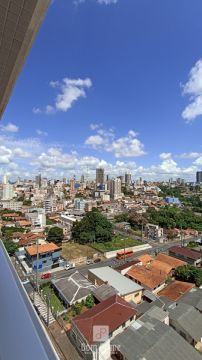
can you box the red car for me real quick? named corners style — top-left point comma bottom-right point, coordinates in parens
top-left (41, 272), bottom-right (51, 279)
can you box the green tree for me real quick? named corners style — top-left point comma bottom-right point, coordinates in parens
top-left (175, 265), bottom-right (202, 286)
top-left (3, 240), bottom-right (18, 256)
top-left (72, 209), bottom-right (113, 244)
top-left (85, 294), bottom-right (95, 309)
top-left (47, 227), bottom-right (64, 244)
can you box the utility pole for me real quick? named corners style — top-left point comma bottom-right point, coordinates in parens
top-left (36, 238), bottom-right (39, 293)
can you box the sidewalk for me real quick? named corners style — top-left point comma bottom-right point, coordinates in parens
top-left (49, 322), bottom-right (82, 360)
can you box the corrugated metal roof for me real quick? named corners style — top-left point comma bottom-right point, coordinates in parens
top-left (89, 266), bottom-right (143, 295)
top-left (169, 303), bottom-right (202, 342)
top-left (112, 318), bottom-right (202, 360)
top-left (0, 241), bottom-right (59, 360)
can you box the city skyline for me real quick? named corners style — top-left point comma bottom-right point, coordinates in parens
top-left (1, 0), bottom-right (202, 180)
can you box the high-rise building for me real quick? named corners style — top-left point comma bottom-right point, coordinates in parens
top-left (2, 175), bottom-right (8, 185)
top-left (96, 168), bottom-right (105, 185)
top-left (2, 182), bottom-right (13, 201)
top-left (35, 174), bottom-right (42, 188)
top-left (125, 172), bottom-right (131, 187)
top-left (110, 178), bottom-right (122, 200)
top-left (196, 171), bottom-right (202, 184)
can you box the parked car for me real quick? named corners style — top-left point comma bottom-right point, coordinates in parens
top-left (64, 263), bottom-right (75, 270)
top-left (94, 258), bottom-right (101, 263)
top-left (21, 279), bottom-right (30, 285)
top-left (41, 272), bottom-right (51, 279)
top-left (86, 259), bottom-right (94, 265)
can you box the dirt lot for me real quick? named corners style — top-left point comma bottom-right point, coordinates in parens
top-left (62, 243), bottom-right (100, 261)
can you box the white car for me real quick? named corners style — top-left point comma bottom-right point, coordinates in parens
top-left (64, 263), bottom-right (75, 270)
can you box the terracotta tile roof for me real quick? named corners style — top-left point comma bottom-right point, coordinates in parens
top-left (169, 246), bottom-right (201, 260)
top-left (73, 295), bottom-right (136, 344)
top-left (138, 254), bottom-right (153, 265)
top-left (158, 281), bottom-right (195, 301)
top-left (149, 260), bottom-right (173, 275)
top-left (156, 253), bottom-right (187, 268)
top-left (127, 265), bottom-right (167, 290)
top-left (25, 242), bottom-right (60, 256)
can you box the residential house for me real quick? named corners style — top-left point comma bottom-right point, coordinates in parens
top-left (179, 288), bottom-right (202, 313)
top-left (127, 265), bottom-right (167, 294)
top-left (156, 253), bottom-right (187, 271)
top-left (25, 242), bottom-right (61, 272)
top-left (169, 246), bottom-right (201, 267)
top-left (88, 267), bottom-right (143, 304)
top-left (71, 294), bottom-right (137, 360)
top-left (52, 271), bottom-right (96, 306)
top-left (111, 317), bottom-right (202, 360)
top-left (158, 280), bottom-right (195, 302)
top-left (169, 303), bottom-right (202, 351)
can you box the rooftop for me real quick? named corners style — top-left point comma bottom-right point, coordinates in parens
top-left (112, 318), bottom-right (202, 360)
top-left (73, 294), bottom-right (137, 345)
top-left (127, 265), bottom-right (167, 290)
top-left (88, 266), bottom-right (143, 295)
top-left (179, 288), bottom-right (202, 312)
top-left (138, 254), bottom-right (153, 265)
top-left (52, 271), bottom-right (96, 305)
top-left (156, 253), bottom-right (187, 268)
top-left (169, 303), bottom-right (202, 342)
top-left (169, 246), bottom-right (201, 260)
top-left (92, 283), bottom-right (118, 302)
top-left (158, 281), bottom-right (195, 301)
top-left (25, 242), bottom-right (60, 256)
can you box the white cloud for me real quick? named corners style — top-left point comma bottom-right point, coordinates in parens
top-left (13, 148), bottom-right (31, 158)
top-left (74, 0), bottom-right (118, 5)
top-left (34, 77), bottom-right (92, 115)
top-left (0, 146), bottom-right (12, 164)
top-left (85, 127), bottom-right (145, 158)
top-left (32, 107), bottom-right (42, 114)
top-left (85, 135), bottom-right (105, 147)
top-left (159, 152), bottom-right (172, 160)
top-left (0, 123), bottom-right (19, 133)
top-left (182, 59), bottom-right (202, 122)
top-left (177, 152), bottom-right (202, 159)
top-left (36, 129), bottom-right (48, 137)
top-left (97, 0), bottom-right (118, 4)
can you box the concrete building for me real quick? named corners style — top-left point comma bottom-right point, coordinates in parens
top-left (88, 266), bottom-right (143, 304)
top-left (145, 223), bottom-right (164, 241)
top-left (96, 168), bottom-right (104, 186)
top-left (25, 242), bottom-right (61, 272)
top-left (25, 208), bottom-right (46, 228)
top-left (125, 172), bottom-right (132, 187)
top-left (0, 200), bottom-right (23, 211)
top-left (43, 196), bottom-right (57, 214)
top-left (74, 198), bottom-right (86, 212)
top-left (2, 182), bottom-right (14, 200)
top-left (0, 0), bottom-right (51, 118)
top-left (110, 178), bottom-right (122, 200)
top-left (196, 171), bottom-right (202, 184)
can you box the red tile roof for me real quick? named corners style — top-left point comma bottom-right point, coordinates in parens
top-left (158, 281), bottom-right (195, 301)
top-left (25, 242), bottom-right (60, 256)
top-left (127, 265), bottom-right (167, 290)
top-left (156, 253), bottom-right (187, 268)
top-left (73, 295), bottom-right (136, 344)
top-left (169, 246), bottom-right (201, 260)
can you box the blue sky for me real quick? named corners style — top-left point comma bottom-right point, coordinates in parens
top-left (1, 0), bottom-right (202, 180)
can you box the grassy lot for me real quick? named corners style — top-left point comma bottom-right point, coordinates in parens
top-left (91, 235), bottom-right (142, 253)
top-left (62, 242), bottom-right (99, 261)
top-left (41, 283), bottom-right (65, 313)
